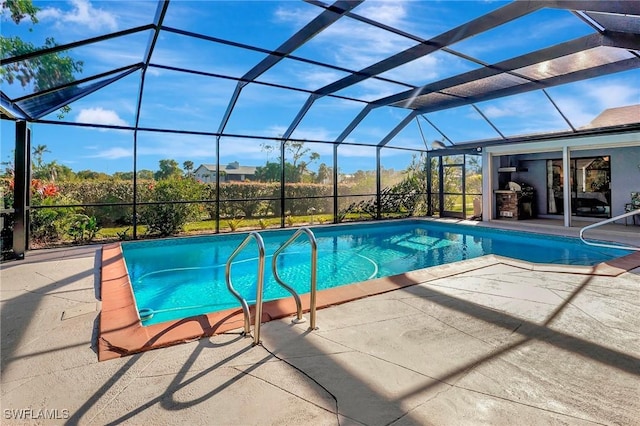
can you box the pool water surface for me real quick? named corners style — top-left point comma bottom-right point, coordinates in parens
top-left (122, 220), bottom-right (630, 325)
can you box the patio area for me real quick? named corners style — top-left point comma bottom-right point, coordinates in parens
top-left (1, 222), bottom-right (639, 425)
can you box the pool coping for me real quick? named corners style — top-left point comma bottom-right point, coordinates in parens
top-left (98, 242), bottom-right (640, 361)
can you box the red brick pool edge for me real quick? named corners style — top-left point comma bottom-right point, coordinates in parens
top-left (98, 242), bottom-right (640, 361)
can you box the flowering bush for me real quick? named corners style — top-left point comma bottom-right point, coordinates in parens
top-left (31, 179), bottom-right (59, 197)
top-left (30, 180), bottom-right (80, 244)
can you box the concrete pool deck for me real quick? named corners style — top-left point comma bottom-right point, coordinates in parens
top-left (1, 221), bottom-right (639, 424)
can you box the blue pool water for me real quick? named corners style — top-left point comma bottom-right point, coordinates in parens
top-left (122, 220), bottom-right (631, 326)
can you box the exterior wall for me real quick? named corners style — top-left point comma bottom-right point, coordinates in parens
top-left (194, 166), bottom-right (216, 183)
top-left (194, 165), bottom-right (256, 183)
top-left (507, 146), bottom-right (639, 217)
top-left (226, 174), bottom-right (243, 182)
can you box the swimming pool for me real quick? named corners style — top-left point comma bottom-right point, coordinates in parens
top-left (122, 220), bottom-right (630, 326)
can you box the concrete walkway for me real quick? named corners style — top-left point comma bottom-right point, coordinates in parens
top-left (1, 240), bottom-right (639, 425)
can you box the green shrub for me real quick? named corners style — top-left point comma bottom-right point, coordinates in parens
top-left (284, 183), bottom-right (332, 215)
top-left (227, 216), bottom-right (244, 231)
top-left (29, 181), bottom-right (81, 244)
top-left (138, 178), bottom-right (202, 236)
top-left (117, 227), bottom-right (132, 241)
top-left (57, 179), bottom-right (154, 226)
top-left (218, 181), bottom-right (279, 218)
top-left (30, 197), bottom-right (80, 244)
top-left (67, 214), bottom-right (99, 243)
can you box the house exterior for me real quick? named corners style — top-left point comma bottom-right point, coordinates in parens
top-left (194, 162), bottom-right (257, 183)
top-left (481, 106), bottom-right (640, 227)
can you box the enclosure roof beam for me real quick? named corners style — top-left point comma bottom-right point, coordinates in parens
top-left (0, 24), bottom-right (154, 67)
top-left (376, 32), bottom-right (608, 108)
top-left (282, 94), bottom-right (321, 141)
top-left (13, 63), bottom-right (143, 104)
top-left (1, 93), bottom-right (28, 120)
top-left (312, 1), bottom-right (544, 97)
top-left (216, 1), bottom-right (360, 138)
top-left (241, 1), bottom-right (362, 83)
top-left (414, 58), bottom-right (639, 115)
top-left (546, 0), bottom-right (640, 15)
top-left (31, 67), bottom-right (141, 120)
top-left (134, 0), bottom-right (170, 130)
top-left (377, 111), bottom-right (418, 147)
top-left (334, 104), bottom-right (374, 146)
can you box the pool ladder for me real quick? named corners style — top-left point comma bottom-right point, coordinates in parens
top-left (225, 228), bottom-right (318, 345)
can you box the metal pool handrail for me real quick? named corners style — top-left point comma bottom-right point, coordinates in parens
top-left (225, 231), bottom-right (266, 345)
top-left (579, 209), bottom-right (640, 251)
top-left (272, 227), bottom-right (318, 331)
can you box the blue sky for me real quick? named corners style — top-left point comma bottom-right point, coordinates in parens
top-left (1, 0), bottom-right (638, 175)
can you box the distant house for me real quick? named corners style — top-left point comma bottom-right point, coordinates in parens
top-left (194, 161), bottom-right (257, 183)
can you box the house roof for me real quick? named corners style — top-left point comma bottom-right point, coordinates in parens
top-left (197, 164), bottom-right (257, 175)
top-left (581, 105), bottom-right (640, 129)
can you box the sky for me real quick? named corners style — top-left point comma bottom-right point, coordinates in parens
top-left (1, 0), bottom-right (638, 176)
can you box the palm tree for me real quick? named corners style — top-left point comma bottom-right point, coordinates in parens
top-left (183, 160), bottom-right (194, 178)
top-left (32, 144), bottom-right (50, 170)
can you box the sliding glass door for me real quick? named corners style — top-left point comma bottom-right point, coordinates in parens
top-left (546, 156), bottom-right (611, 218)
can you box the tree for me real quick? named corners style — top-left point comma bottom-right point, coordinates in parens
top-left (1, 156), bottom-right (14, 178)
top-left (30, 145), bottom-right (75, 181)
top-left (1, 1), bottom-right (83, 118)
top-left (260, 143), bottom-right (275, 162)
top-left (286, 141), bottom-right (319, 169)
top-left (316, 163), bottom-right (331, 184)
top-left (137, 169), bottom-right (154, 180)
top-left (32, 144), bottom-right (50, 170)
top-left (183, 160), bottom-right (194, 178)
top-left (77, 170), bottom-right (109, 180)
top-left (44, 161), bottom-right (75, 181)
top-left (255, 140), bottom-right (321, 183)
top-left (254, 162), bottom-right (281, 183)
top-left (112, 171), bottom-right (134, 181)
top-left (3, 0), bottom-right (39, 24)
top-left (154, 159), bottom-right (182, 180)
top-left (298, 151), bottom-right (320, 183)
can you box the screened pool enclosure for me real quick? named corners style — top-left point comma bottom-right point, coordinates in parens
top-left (1, 0), bottom-right (639, 258)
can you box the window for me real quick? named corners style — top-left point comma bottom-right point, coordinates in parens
top-left (547, 156), bottom-right (611, 218)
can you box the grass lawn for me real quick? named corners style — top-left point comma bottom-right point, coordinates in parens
top-left (97, 214), bottom-right (337, 240)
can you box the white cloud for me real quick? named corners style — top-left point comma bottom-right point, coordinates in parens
top-left (273, 6), bottom-right (317, 24)
top-left (38, 0), bottom-right (118, 32)
top-left (482, 105), bottom-right (515, 119)
top-left (75, 107), bottom-right (128, 127)
top-left (337, 144), bottom-right (379, 158)
top-left (552, 80), bottom-right (640, 128)
top-left (379, 55), bottom-right (441, 86)
top-left (296, 69), bottom-right (345, 89)
top-left (86, 45), bottom-right (144, 66)
top-left (355, 2), bottom-right (408, 27)
top-left (273, 1), bottom-right (434, 101)
top-left (146, 67), bottom-right (162, 77)
top-left (586, 82), bottom-right (639, 110)
top-left (87, 147), bottom-right (132, 160)
top-left (289, 129), bottom-right (336, 152)
top-left (481, 97), bottom-right (536, 119)
top-left (275, 1), bottom-right (414, 68)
